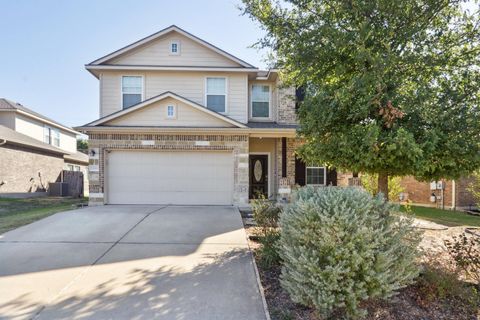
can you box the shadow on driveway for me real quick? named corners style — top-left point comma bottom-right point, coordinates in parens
top-left (0, 205), bottom-right (267, 320)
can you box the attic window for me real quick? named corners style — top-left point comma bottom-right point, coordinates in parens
top-left (166, 105), bottom-right (176, 119)
top-left (170, 40), bottom-right (180, 55)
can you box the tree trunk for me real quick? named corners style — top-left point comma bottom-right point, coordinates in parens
top-left (378, 173), bottom-right (389, 201)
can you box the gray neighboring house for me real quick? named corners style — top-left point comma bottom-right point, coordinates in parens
top-left (0, 98), bottom-right (89, 197)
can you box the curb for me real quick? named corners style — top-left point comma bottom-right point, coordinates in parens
top-left (235, 207), bottom-right (271, 320)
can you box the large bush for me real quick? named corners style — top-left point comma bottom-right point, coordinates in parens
top-left (279, 187), bottom-right (421, 319)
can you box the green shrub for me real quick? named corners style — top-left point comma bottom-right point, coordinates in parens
top-left (251, 194), bottom-right (282, 268)
top-left (278, 186), bottom-right (421, 319)
top-left (251, 193), bottom-right (281, 234)
top-left (257, 232), bottom-right (281, 269)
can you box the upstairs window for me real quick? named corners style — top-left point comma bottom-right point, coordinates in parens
top-left (251, 84), bottom-right (270, 118)
top-left (206, 77), bottom-right (226, 113)
top-left (170, 40), bottom-right (180, 55)
top-left (122, 76), bottom-right (143, 109)
top-left (295, 86), bottom-right (305, 110)
top-left (43, 126), bottom-right (51, 144)
top-left (306, 166), bottom-right (326, 186)
top-left (43, 126), bottom-right (60, 147)
top-left (53, 129), bottom-right (60, 147)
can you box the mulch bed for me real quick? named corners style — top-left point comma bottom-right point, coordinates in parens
top-left (243, 222), bottom-right (480, 320)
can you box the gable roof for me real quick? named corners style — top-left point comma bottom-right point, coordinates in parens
top-left (0, 98), bottom-right (80, 135)
top-left (87, 25), bottom-right (256, 69)
top-left (83, 91), bottom-right (247, 128)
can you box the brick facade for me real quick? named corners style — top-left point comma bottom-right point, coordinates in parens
top-left (0, 144), bottom-right (63, 194)
top-left (277, 86), bottom-right (297, 124)
top-left (87, 133), bottom-right (249, 206)
top-left (400, 176), bottom-right (476, 209)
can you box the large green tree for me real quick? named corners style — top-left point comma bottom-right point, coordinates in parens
top-left (242, 0), bottom-right (480, 198)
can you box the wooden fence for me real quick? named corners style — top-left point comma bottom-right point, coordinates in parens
top-left (62, 170), bottom-right (84, 197)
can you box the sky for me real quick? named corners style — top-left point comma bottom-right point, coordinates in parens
top-left (0, 0), bottom-right (268, 128)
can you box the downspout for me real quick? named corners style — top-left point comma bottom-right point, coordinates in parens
top-left (0, 139), bottom-right (6, 146)
top-left (451, 180), bottom-right (456, 211)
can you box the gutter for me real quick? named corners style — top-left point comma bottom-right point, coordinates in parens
top-left (74, 126), bottom-right (297, 138)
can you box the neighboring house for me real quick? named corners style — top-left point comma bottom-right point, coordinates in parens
top-left (400, 176), bottom-right (476, 210)
top-left (0, 98), bottom-right (89, 196)
top-left (76, 25), bottom-right (352, 206)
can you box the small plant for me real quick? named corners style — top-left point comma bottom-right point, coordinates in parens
top-left (279, 186), bottom-right (421, 319)
top-left (444, 232), bottom-right (480, 284)
top-left (251, 192), bottom-right (280, 236)
top-left (251, 193), bottom-right (282, 268)
top-left (416, 261), bottom-right (479, 312)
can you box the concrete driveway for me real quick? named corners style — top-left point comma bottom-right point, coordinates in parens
top-left (0, 206), bottom-right (268, 320)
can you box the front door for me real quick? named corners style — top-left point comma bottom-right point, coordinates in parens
top-left (249, 155), bottom-right (268, 199)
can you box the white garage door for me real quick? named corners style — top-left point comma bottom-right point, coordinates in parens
top-left (107, 151), bottom-right (234, 205)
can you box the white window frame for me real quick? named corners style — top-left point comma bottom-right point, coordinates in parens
top-left (166, 104), bottom-right (176, 119)
top-left (52, 128), bottom-right (60, 147)
top-left (250, 83), bottom-right (272, 120)
top-left (169, 40), bottom-right (181, 55)
top-left (205, 77), bottom-right (228, 114)
top-left (306, 166), bottom-right (327, 186)
top-left (44, 125), bottom-right (51, 144)
top-left (121, 75), bottom-right (144, 109)
top-left (43, 125), bottom-right (60, 147)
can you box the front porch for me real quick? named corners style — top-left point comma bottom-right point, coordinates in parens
top-left (248, 136), bottom-right (353, 202)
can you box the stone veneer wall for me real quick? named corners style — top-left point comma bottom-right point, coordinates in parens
top-left (87, 133), bottom-right (249, 206)
top-left (277, 86), bottom-right (297, 124)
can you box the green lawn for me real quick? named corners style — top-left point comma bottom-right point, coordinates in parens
top-left (0, 197), bottom-right (87, 234)
top-left (400, 205), bottom-right (480, 227)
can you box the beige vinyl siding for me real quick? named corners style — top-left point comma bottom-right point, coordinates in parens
top-left (100, 73), bottom-right (122, 117)
top-left (106, 97), bottom-right (235, 127)
top-left (14, 114), bottom-right (77, 153)
top-left (0, 112), bottom-right (16, 130)
top-left (58, 131), bottom-right (77, 153)
top-left (108, 31), bottom-right (242, 68)
top-left (100, 71), bottom-right (248, 123)
top-left (15, 114), bottom-right (45, 143)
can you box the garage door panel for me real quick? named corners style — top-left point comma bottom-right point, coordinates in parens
top-left (107, 151), bottom-right (233, 205)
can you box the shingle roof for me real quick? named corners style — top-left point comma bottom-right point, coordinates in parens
top-left (247, 122), bottom-right (299, 129)
top-left (0, 98), bottom-right (78, 134)
top-left (64, 151), bottom-right (89, 164)
top-left (0, 125), bottom-right (67, 155)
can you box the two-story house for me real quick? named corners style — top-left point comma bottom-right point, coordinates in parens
top-left (0, 98), bottom-right (88, 196)
top-left (76, 25), bottom-right (340, 206)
